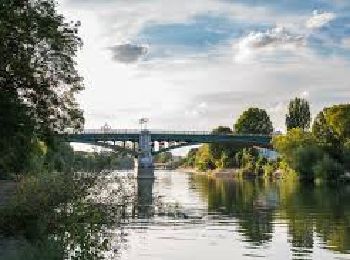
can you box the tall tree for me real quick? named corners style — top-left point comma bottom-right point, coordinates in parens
top-left (286, 98), bottom-right (311, 131)
top-left (235, 108), bottom-right (273, 135)
top-left (312, 104), bottom-right (350, 159)
top-left (0, 0), bottom-right (84, 140)
top-left (0, 0), bottom-right (84, 175)
top-left (209, 126), bottom-right (232, 158)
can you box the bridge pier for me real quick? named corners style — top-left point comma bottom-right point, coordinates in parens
top-left (135, 130), bottom-right (154, 179)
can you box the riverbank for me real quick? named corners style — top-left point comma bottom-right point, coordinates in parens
top-left (183, 167), bottom-right (243, 179)
top-left (183, 166), bottom-right (350, 183)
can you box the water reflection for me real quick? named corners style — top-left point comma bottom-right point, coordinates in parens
top-left (136, 179), bottom-right (154, 219)
top-left (191, 174), bottom-right (350, 259)
top-left (63, 171), bottom-right (350, 260)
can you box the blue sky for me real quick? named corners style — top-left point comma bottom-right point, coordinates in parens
top-left (60, 0), bottom-right (350, 133)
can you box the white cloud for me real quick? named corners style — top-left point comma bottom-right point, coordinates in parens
top-left (234, 27), bottom-right (305, 62)
top-left (185, 102), bottom-right (208, 118)
top-left (58, 2), bottom-right (350, 132)
top-left (62, 0), bottom-right (306, 45)
top-left (306, 10), bottom-right (336, 29)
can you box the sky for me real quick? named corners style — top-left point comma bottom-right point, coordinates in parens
top-left (59, 0), bottom-right (350, 132)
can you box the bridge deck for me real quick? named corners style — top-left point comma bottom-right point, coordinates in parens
top-left (64, 129), bottom-right (272, 147)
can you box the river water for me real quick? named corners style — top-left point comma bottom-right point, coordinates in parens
top-left (85, 170), bottom-right (350, 260)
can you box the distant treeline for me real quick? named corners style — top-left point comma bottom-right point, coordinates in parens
top-left (182, 99), bottom-right (350, 182)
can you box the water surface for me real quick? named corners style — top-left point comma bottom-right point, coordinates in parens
top-left (89, 170), bottom-right (350, 260)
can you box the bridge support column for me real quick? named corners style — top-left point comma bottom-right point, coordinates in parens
top-left (135, 130), bottom-right (154, 179)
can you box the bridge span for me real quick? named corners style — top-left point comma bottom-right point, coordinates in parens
top-left (64, 129), bottom-right (272, 178)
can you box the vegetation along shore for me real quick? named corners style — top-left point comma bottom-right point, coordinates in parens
top-left (181, 99), bottom-right (350, 183)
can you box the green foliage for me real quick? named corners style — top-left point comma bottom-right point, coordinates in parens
top-left (209, 126), bottom-right (233, 160)
top-left (0, 171), bottom-right (109, 259)
top-left (154, 152), bottom-right (173, 163)
top-left (313, 155), bottom-right (344, 180)
top-left (312, 109), bottom-right (342, 158)
top-left (273, 128), bottom-right (345, 181)
top-left (0, 0), bottom-right (84, 137)
top-left (0, 0), bottom-right (84, 177)
top-left (6, 239), bottom-right (65, 260)
top-left (235, 148), bottom-right (269, 177)
top-left (263, 161), bottom-right (277, 178)
top-left (194, 144), bottom-right (215, 171)
top-left (343, 140), bottom-right (350, 171)
top-left (286, 97), bottom-right (311, 131)
top-left (320, 104), bottom-right (350, 140)
top-left (209, 126), bottom-right (238, 168)
top-left (290, 145), bottom-right (324, 180)
top-left (182, 148), bottom-right (198, 168)
top-left (73, 151), bottom-right (133, 172)
top-left (273, 129), bottom-right (317, 166)
top-left (235, 107), bottom-right (273, 135)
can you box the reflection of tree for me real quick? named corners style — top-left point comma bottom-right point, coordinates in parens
top-left (192, 175), bottom-right (275, 246)
top-left (280, 182), bottom-right (350, 255)
top-left (192, 174), bottom-right (350, 256)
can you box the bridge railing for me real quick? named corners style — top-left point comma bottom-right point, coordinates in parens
top-left (66, 129), bottom-right (277, 137)
top-left (72, 129), bottom-right (213, 135)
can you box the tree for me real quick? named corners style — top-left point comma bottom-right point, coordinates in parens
top-left (184, 148), bottom-right (198, 168)
top-left (313, 105), bottom-right (350, 141)
top-left (0, 0), bottom-right (84, 175)
top-left (286, 98), bottom-right (311, 131)
top-left (235, 108), bottom-right (273, 135)
top-left (273, 128), bottom-right (317, 165)
top-left (312, 104), bottom-right (350, 159)
top-left (273, 128), bottom-right (345, 181)
top-left (209, 126), bottom-right (233, 162)
top-left (195, 144), bottom-right (215, 171)
top-left (154, 152), bottom-right (172, 163)
top-left (0, 0), bottom-right (84, 140)
top-left (312, 110), bottom-right (341, 158)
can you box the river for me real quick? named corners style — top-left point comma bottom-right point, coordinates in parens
top-left (81, 169), bottom-right (350, 260)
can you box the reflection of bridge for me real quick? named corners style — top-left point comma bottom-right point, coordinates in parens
top-left (64, 129), bottom-right (272, 178)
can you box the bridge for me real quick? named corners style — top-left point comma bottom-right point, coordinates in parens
top-left (64, 129), bottom-right (272, 178)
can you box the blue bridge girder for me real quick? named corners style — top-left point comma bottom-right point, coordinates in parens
top-left (63, 129), bottom-right (273, 155)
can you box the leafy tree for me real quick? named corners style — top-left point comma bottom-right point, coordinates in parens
top-left (273, 128), bottom-right (345, 180)
top-left (184, 148), bottom-right (198, 168)
top-left (0, 0), bottom-right (84, 176)
top-left (0, 91), bottom-right (37, 176)
top-left (235, 108), bottom-right (273, 135)
top-left (154, 152), bottom-right (173, 163)
top-left (195, 144), bottom-right (215, 171)
top-left (313, 155), bottom-right (344, 180)
top-left (0, 0), bottom-right (84, 139)
top-left (286, 97), bottom-right (311, 131)
top-left (312, 104), bottom-right (350, 160)
top-left (273, 128), bottom-right (317, 166)
top-left (291, 145), bottom-right (324, 181)
top-left (209, 126), bottom-right (234, 165)
top-left (313, 105), bottom-right (350, 141)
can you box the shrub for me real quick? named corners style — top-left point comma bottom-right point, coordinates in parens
top-left (290, 145), bottom-right (324, 181)
top-left (313, 155), bottom-right (344, 180)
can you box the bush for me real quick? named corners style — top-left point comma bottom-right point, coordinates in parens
top-left (343, 140), bottom-right (350, 171)
top-left (313, 155), bottom-right (344, 180)
top-left (290, 145), bottom-right (323, 181)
